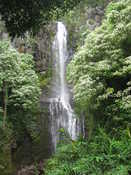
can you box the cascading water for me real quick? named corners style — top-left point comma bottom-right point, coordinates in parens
top-left (49, 22), bottom-right (83, 151)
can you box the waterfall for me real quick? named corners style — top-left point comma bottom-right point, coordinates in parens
top-left (49, 22), bottom-right (83, 151)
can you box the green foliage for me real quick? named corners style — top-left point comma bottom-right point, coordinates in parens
top-left (0, 119), bottom-right (13, 175)
top-left (0, 41), bottom-right (41, 173)
top-left (67, 0), bottom-right (131, 132)
top-left (45, 129), bottom-right (131, 175)
top-left (0, 41), bottom-right (40, 110)
top-left (38, 68), bottom-right (52, 89)
top-left (45, 1), bottom-right (131, 174)
top-left (0, 0), bottom-right (81, 37)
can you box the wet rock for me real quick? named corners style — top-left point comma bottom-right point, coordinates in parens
top-left (33, 23), bottom-right (56, 72)
top-left (17, 161), bottom-right (44, 175)
top-left (17, 165), bottom-right (35, 175)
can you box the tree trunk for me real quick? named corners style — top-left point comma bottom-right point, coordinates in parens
top-left (3, 82), bottom-right (8, 129)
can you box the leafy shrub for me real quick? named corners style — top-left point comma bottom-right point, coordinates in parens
top-left (45, 129), bottom-right (131, 175)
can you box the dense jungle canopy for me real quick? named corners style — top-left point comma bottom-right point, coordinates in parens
top-left (0, 0), bottom-right (81, 37)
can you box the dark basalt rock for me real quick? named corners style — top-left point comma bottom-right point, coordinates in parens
top-left (17, 161), bottom-right (44, 175)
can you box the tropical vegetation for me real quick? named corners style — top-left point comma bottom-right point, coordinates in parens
top-left (0, 0), bottom-right (131, 174)
top-left (45, 0), bottom-right (131, 174)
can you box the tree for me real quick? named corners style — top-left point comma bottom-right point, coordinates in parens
top-left (0, 41), bottom-right (40, 128)
top-left (0, 0), bottom-right (81, 37)
top-left (67, 0), bottom-right (131, 131)
top-left (0, 41), bottom-right (40, 173)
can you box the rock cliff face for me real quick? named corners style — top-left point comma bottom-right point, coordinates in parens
top-left (33, 24), bottom-right (56, 73)
top-left (86, 0), bottom-right (112, 30)
top-left (0, 19), bottom-right (56, 74)
top-left (86, 6), bottom-right (105, 30)
top-left (12, 23), bottom-right (56, 73)
top-left (64, 0), bottom-right (111, 55)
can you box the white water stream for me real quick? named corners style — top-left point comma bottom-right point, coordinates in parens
top-left (49, 22), bottom-right (83, 150)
